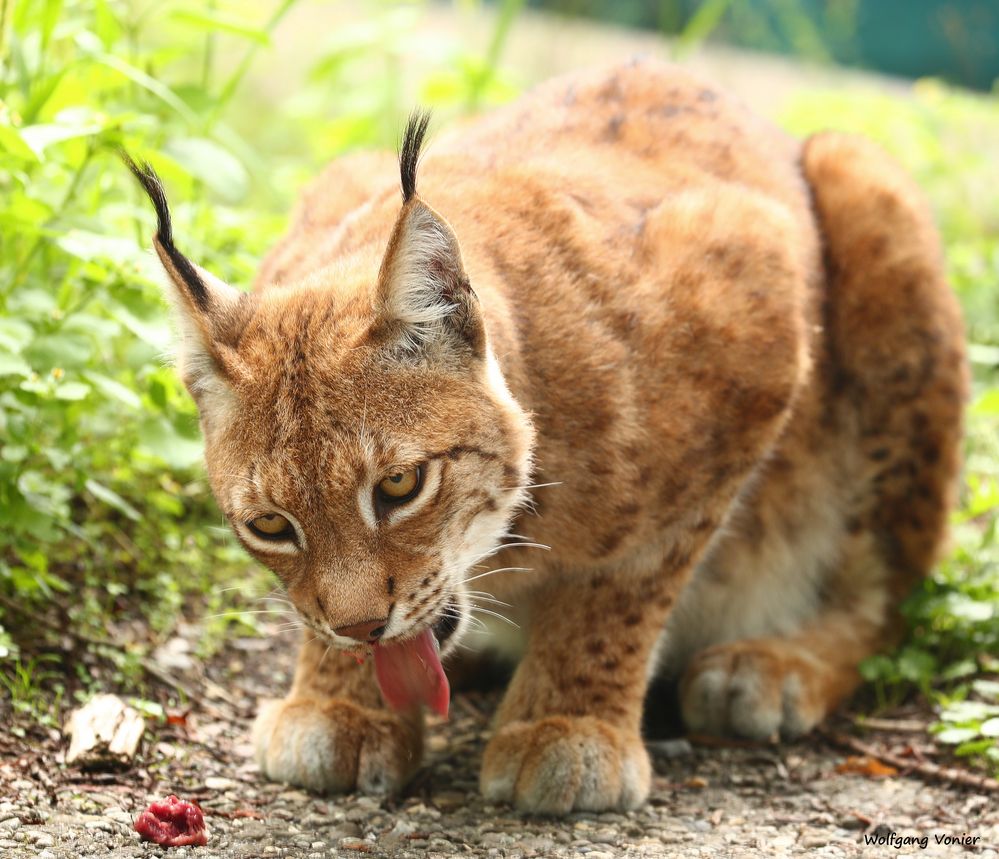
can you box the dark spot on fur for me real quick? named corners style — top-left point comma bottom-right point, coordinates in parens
top-left (623, 613), bottom-right (642, 627)
top-left (598, 74), bottom-right (623, 103)
top-left (602, 113), bottom-right (625, 142)
top-left (596, 524), bottom-right (634, 557)
top-left (615, 501), bottom-right (640, 518)
top-left (440, 445), bottom-right (499, 462)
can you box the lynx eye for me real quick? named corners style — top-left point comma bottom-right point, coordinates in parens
top-left (376, 465), bottom-right (423, 509)
top-left (247, 513), bottom-right (295, 541)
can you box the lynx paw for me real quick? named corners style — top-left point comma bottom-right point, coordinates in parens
top-left (680, 640), bottom-right (826, 741)
top-left (252, 697), bottom-right (422, 794)
top-left (480, 716), bottom-right (651, 814)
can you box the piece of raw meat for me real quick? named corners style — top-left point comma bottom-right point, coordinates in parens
top-left (134, 795), bottom-right (208, 847)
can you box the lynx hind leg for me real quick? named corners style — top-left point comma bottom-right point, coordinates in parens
top-left (682, 134), bottom-right (968, 741)
top-left (253, 635), bottom-right (423, 795)
top-left (680, 535), bottom-right (888, 741)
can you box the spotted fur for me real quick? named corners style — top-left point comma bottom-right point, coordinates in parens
top-left (132, 60), bottom-right (967, 813)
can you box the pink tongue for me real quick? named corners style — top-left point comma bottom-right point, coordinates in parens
top-left (372, 628), bottom-right (450, 719)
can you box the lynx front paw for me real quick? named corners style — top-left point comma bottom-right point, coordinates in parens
top-left (480, 716), bottom-right (651, 814)
top-left (680, 640), bottom-right (826, 741)
top-left (252, 697), bottom-right (422, 795)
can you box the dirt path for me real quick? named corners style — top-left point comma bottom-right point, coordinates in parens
top-left (1, 629), bottom-right (996, 859)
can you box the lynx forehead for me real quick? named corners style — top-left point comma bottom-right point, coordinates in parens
top-left (130, 59), bottom-right (966, 813)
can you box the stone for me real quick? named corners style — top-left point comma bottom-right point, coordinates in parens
top-left (331, 821), bottom-right (362, 839)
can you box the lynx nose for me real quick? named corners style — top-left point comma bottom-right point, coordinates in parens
top-left (334, 617), bottom-right (388, 642)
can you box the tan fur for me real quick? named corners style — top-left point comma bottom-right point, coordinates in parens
top-left (150, 60), bottom-right (966, 812)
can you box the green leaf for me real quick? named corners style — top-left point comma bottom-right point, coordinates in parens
top-left (93, 0), bottom-right (122, 49)
top-left (973, 679), bottom-right (999, 701)
top-left (954, 738), bottom-right (996, 757)
top-left (171, 8), bottom-right (271, 44)
top-left (935, 726), bottom-right (980, 745)
top-left (83, 371), bottom-right (141, 409)
top-left (85, 479), bottom-right (141, 522)
top-left (981, 718), bottom-right (999, 738)
top-left (896, 648), bottom-right (937, 683)
top-left (0, 319), bottom-right (35, 354)
top-left (0, 355), bottom-right (32, 377)
top-left (25, 333), bottom-right (93, 370)
top-left (112, 307), bottom-right (172, 351)
top-left (0, 126), bottom-right (41, 161)
top-left (137, 417), bottom-right (204, 470)
top-left (1, 446), bottom-right (29, 463)
top-left (56, 229), bottom-right (150, 272)
top-left (40, 0), bottom-right (65, 47)
top-left (163, 137), bottom-right (249, 202)
top-left (91, 52), bottom-right (198, 126)
top-left (19, 121), bottom-right (103, 157)
top-left (858, 654), bottom-right (896, 682)
top-left (53, 381), bottom-right (90, 401)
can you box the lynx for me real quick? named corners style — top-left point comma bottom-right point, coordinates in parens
top-left (127, 60), bottom-right (966, 813)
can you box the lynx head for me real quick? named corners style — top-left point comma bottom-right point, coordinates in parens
top-left (125, 115), bottom-right (534, 699)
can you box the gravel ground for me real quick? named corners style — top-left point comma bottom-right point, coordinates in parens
top-left (1, 629), bottom-right (997, 859)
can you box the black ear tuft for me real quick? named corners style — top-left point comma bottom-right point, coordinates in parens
top-left (121, 151), bottom-right (210, 310)
top-left (399, 110), bottom-right (431, 204)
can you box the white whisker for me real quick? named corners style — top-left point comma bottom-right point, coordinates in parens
top-left (204, 609), bottom-right (297, 620)
top-left (318, 642), bottom-right (334, 669)
top-left (468, 606), bottom-right (519, 628)
top-left (466, 594), bottom-right (513, 608)
top-left (497, 541), bottom-right (551, 551)
top-left (462, 566), bottom-right (533, 584)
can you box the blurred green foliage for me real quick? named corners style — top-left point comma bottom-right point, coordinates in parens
top-left (0, 0), bottom-right (996, 771)
top-left (0, 0), bottom-right (519, 684)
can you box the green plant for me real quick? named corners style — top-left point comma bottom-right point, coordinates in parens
top-left (0, 0), bottom-right (521, 710)
top-left (0, 655), bottom-right (64, 727)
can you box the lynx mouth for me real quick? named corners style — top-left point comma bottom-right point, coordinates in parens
top-left (371, 601), bottom-right (461, 719)
top-left (431, 601), bottom-right (461, 645)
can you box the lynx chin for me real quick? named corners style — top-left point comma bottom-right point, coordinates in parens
top-left (127, 60), bottom-right (966, 814)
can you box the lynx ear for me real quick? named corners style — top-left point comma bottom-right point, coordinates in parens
top-left (123, 155), bottom-right (251, 417)
top-left (375, 112), bottom-right (484, 357)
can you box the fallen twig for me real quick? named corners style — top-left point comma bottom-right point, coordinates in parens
top-left (822, 730), bottom-right (999, 793)
top-left (852, 716), bottom-right (928, 733)
top-left (686, 733), bottom-right (773, 750)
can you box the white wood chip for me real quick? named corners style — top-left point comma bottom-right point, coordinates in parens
top-left (64, 694), bottom-right (146, 764)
